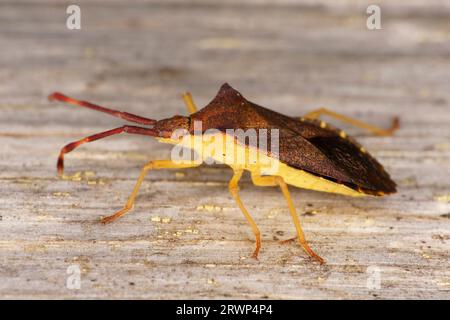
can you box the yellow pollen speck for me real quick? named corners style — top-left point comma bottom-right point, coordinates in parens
top-left (437, 281), bottom-right (450, 287)
top-left (339, 131), bottom-right (347, 138)
top-left (84, 171), bottom-right (95, 177)
top-left (175, 172), bottom-right (185, 178)
top-left (63, 172), bottom-right (82, 181)
top-left (53, 192), bottom-right (70, 197)
top-left (434, 195), bottom-right (450, 202)
top-left (197, 204), bottom-right (222, 212)
top-left (267, 207), bottom-right (283, 219)
top-left (360, 147), bottom-right (366, 153)
top-left (320, 121), bottom-right (326, 128)
top-left (151, 216), bottom-right (161, 222)
top-left (300, 117), bottom-right (305, 122)
top-left (422, 253), bottom-right (431, 259)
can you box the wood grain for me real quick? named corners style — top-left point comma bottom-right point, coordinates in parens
top-left (0, 0), bottom-right (449, 299)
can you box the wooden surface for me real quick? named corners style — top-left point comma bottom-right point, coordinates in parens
top-left (0, 0), bottom-right (449, 299)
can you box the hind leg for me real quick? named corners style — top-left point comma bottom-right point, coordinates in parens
top-left (302, 107), bottom-right (399, 137)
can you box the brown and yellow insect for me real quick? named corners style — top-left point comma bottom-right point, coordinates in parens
top-left (48, 83), bottom-right (399, 264)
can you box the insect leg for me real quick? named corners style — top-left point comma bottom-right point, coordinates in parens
top-left (102, 160), bottom-right (200, 224)
top-left (302, 107), bottom-right (399, 137)
top-left (57, 125), bottom-right (158, 176)
top-left (182, 92), bottom-right (198, 114)
top-left (228, 168), bottom-right (261, 259)
top-left (251, 173), bottom-right (325, 264)
top-left (48, 92), bottom-right (156, 125)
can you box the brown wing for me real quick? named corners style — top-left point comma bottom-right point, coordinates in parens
top-left (190, 83), bottom-right (396, 194)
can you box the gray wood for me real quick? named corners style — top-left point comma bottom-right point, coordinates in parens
top-left (0, 0), bottom-right (449, 299)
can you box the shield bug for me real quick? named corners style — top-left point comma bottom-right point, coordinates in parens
top-left (48, 83), bottom-right (398, 264)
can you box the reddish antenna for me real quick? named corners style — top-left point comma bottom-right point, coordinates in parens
top-left (48, 92), bottom-right (157, 126)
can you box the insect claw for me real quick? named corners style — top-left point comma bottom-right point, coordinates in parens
top-left (101, 215), bottom-right (117, 224)
top-left (57, 159), bottom-right (64, 177)
top-left (391, 116), bottom-right (400, 132)
top-left (281, 236), bottom-right (325, 264)
top-left (101, 206), bottom-right (131, 224)
top-left (375, 116), bottom-right (400, 136)
top-left (250, 240), bottom-right (261, 260)
top-left (302, 245), bottom-right (326, 264)
top-left (311, 255), bottom-right (326, 265)
top-left (250, 251), bottom-right (259, 260)
top-left (279, 236), bottom-right (297, 245)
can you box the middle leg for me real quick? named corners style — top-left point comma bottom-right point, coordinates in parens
top-left (251, 173), bottom-right (325, 264)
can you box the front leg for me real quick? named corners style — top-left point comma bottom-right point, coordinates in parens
top-left (102, 160), bottom-right (200, 224)
top-left (228, 168), bottom-right (261, 259)
top-left (182, 92), bottom-right (198, 114)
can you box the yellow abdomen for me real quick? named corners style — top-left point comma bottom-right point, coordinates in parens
top-left (158, 133), bottom-right (365, 197)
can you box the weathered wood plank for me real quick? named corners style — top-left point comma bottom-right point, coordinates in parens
top-left (0, 1), bottom-right (449, 299)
